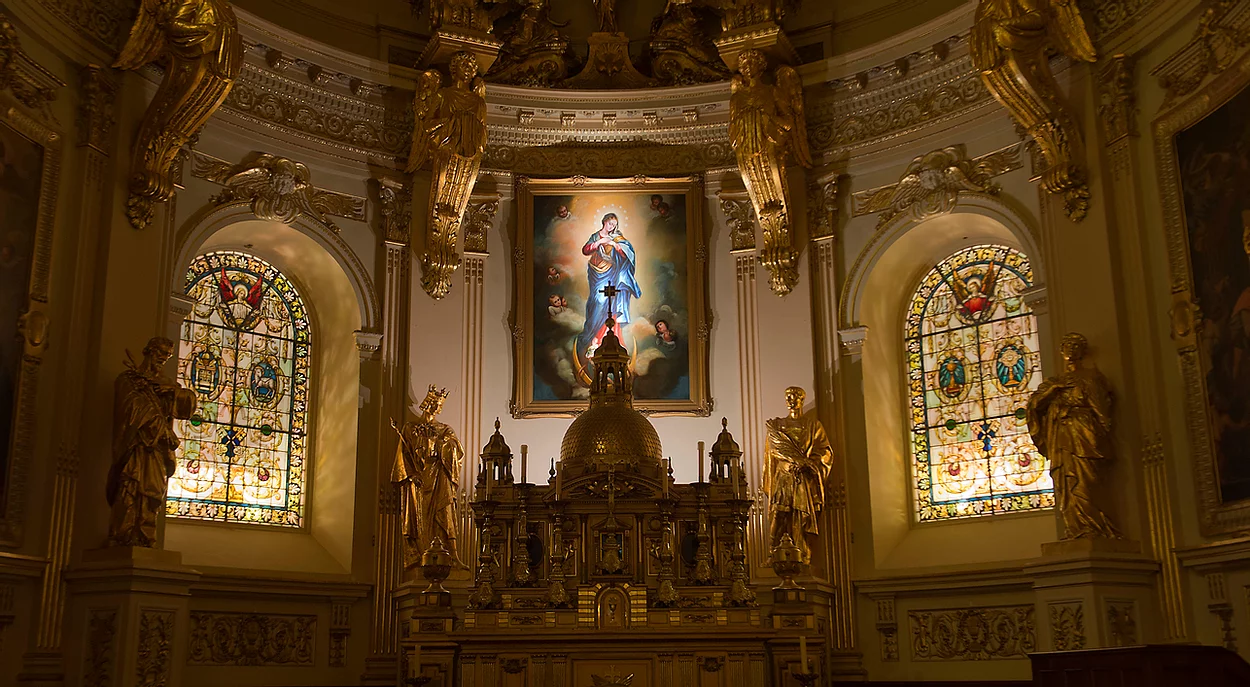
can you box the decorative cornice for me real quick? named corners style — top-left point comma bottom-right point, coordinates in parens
top-left (34, 0), bottom-right (133, 55)
top-left (483, 142), bottom-right (734, 176)
top-left (190, 152), bottom-right (365, 232)
top-left (1079, 0), bottom-right (1160, 43)
top-left (851, 143), bottom-right (1021, 226)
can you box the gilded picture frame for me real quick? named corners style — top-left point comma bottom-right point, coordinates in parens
top-left (510, 175), bottom-right (711, 418)
top-left (0, 97), bottom-right (62, 548)
top-left (1154, 48), bottom-right (1250, 536)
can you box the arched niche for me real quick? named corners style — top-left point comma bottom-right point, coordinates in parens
top-left (163, 214), bottom-right (367, 575)
top-left (845, 195), bottom-right (1057, 571)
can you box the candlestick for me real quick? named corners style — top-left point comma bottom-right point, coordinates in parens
top-left (697, 441), bottom-right (705, 482)
top-left (663, 458), bottom-right (670, 498)
top-left (799, 635), bottom-right (808, 671)
top-left (521, 444), bottom-right (528, 484)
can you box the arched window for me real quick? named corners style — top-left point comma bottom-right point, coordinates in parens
top-left (906, 244), bottom-right (1053, 522)
top-left (166, 251), bottom-right (310, 527)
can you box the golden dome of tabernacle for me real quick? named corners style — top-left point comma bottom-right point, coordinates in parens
top-left (559, 315), bottom-right (662, 470)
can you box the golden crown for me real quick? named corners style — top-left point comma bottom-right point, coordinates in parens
top-left (424, 384), bottom-right (450, 401)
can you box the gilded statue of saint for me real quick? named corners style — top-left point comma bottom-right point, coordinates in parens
top-left (107, 338), bottom-right (196, 547)
top-left (764, 386), bottom-right (833, 562)
top-left (1027, 333), bottom-right (1123, 540)
top-left (594, 0), bottom-right (618, 33)
top-left (392, 385), bottom-right (465, 567)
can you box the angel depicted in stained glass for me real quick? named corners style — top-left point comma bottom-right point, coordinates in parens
top-left (217, 267), bottom-right (264, 330)
top-left (940, 255), bottom-right (1000, 322)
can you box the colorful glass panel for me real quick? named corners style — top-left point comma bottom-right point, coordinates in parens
top-left (906, 244), bottom-right (1053, 521)
top-left (166, 251), bottom-right (310, 526)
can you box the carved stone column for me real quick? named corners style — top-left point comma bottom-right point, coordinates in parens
top-left (1096, 54), bottom-right (1190, 642)
top-left (458, 196), bottom-right (497, 561)
top-left (718, 193), bottom-right (768, 576)
top-left (19, 64), bottom-right (118, 687)
top-left (363, 178), bottom-right (411, 685)
top-left (806, 176), bottom-right (858, 663)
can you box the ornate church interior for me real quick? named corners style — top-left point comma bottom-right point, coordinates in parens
top-left (5, 0), bottom-right (1250, 685)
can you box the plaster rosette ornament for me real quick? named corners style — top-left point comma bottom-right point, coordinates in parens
top-left (971, 0), bottom-right (1096, 222)
top-left (728, 49), bottom-right (813, 297)
top-left (408, 52), bottom-right (488, 300)
top-left (114, 0), bottom-right (243, 230)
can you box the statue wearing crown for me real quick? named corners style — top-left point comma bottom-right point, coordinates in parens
top-left (392, 385), bottom-right (465, 568)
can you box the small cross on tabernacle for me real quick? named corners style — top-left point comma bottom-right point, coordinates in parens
top-left (601, 284), bottom-right (620, 321)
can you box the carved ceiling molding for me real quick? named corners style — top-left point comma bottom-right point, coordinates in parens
top-left (851, 143), bottom-right (1022, 227)
top-left (1152, 0), bottom-right (1250, 110)
top-left (1079, 0), bottom-right (1160, 43)
top-left (220, 62), bottom-right (410, 160)
top-left (190, 151), bottom-right (366, 232)
top-left (807, 53), bottom-right (993, 156)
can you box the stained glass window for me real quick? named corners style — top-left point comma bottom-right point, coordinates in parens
top-left (167, 251), bottom-right (310, 527)
top-left (906, 244), bottom-right (1053, 522)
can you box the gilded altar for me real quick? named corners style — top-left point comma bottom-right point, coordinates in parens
top-left (398, 320), bottom-right (825, 686)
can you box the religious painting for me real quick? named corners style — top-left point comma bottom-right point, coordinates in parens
top-left (1169, 82), bottom-right (1250, 508)
top-left (511, 176), bottom-right (710, 417)
top-left (0, 105), bottom-right (61, 547)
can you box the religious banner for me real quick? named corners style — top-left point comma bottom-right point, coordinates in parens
top-left (511, 176), bottom-right (711, 417)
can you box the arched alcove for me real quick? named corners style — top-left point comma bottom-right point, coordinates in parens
top-left (163, 218), bottom-right (364, 575)
top-left (849, 201), bottom-right (1057, 571)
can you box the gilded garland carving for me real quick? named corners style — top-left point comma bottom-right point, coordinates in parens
top-left (971, 0), bottom-right (1097, 222)
top-left (1049, 603), bottom-right (1087, 651)
top-left (408, 52), bottom-right (487, 300)
top-left (187, 612), bottom-right (316, 666)
top-left (114, 0), bottom-right (244, 230)
top-left (728, 49), bottom-right (812, 297)
top-left (910, 606), bottom-right (1036, 660)
top-left (852, 144), bottom-right (1020, 228)
top-left (190, 152), bottom-right (365, 232)
top-left (136, 609), bottom-right (174, 687)
top-left (1153, 0), bottom-right (1250, 109)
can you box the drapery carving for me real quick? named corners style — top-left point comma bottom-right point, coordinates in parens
top-left (971, 0), bottom-right (1096, 222)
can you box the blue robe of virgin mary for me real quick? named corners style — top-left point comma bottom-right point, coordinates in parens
top-left (578, 230), bottom-right (642, 354)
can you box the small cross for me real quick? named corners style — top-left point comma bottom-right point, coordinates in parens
top-left (601, 284), bottom-right (620, 320)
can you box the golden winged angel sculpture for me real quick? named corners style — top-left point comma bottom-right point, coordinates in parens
top-left (728, 49), bottom-right (812, 297)
top-left (407, 52), bottom-right (488, 300)
top-left (971, 0), bottom-right (1096, 221)
top-left (114, 0), bottom-right (243, 230)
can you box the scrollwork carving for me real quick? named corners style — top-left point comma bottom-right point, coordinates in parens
top-left (852, 145), bottom-right (1018, 228)
top-left (136, 609), bottom-right (174, 687)
top-left (1154, 1), bottom-right (1250, 109)
top-left (113, 0), bottom-right (244, 229)
top-left (910, 606), bottom-right (1036, 660)
top-left (1049, 603), bottom-right (1087, 651)
top-left (972, 0), bottom-right (1096, 221)
top-left (187, 612), bottom-right (316, 666)
top-left (462, 199), bottom-right (498, 254)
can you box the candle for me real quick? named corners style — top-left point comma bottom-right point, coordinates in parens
top-left (555, 461), bottom-right (562, 500)
top-left (521, 444), bottom-right (528, 484)
top-left (799, 635), bottom-right (808, 672)
top-left (732, 460), bottom-right (740, 499)
top-left (663, 458), bottom-right (670, 498)
top-left (698, 441), bottom-right (705, 482)
top-left (410, 644), bottom-right (421, 678)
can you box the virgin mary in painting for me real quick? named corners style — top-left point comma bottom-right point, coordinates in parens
top-left (577, 212), bottom-right (642, 359)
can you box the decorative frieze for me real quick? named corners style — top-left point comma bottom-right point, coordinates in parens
top-left (483, 143), bottom-right (734, 177)
top-left (1049, 602), bottom-right (1087, 651)
top-left (187, 612), bottom-right (316, 666)
top-left (34, 0), bottom-right (131, 53)
top-left (136, 609), bottom-right (175, 687)
top-left (910, 605), bottom-right (1036, 661)
top-left (1080, 0), bottom-right (1159, 42)
top-left (83, 609), bottom-right (118, 687)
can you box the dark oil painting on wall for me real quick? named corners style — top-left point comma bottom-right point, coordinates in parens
top-left (0, 120), bottom-right (44, 507)
top-left (512, 176), bottom-right (710, 417)
top-left (1177, 83), bottom-right (1250, 503)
